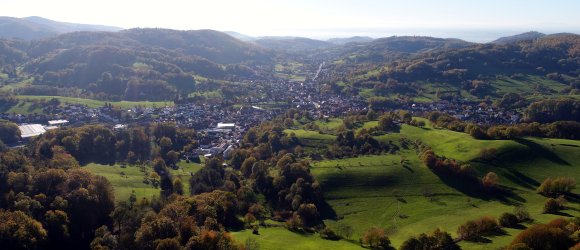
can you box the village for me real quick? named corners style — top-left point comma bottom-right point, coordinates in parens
top-left (4, 69), bottom-right (524, 158)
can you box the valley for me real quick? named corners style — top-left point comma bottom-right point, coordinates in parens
top-left (0, 13), bottom-right (578, 250)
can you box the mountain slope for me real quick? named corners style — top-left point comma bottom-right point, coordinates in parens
top-left (336, 33), bottom-right (580, 100)
top-left (24, 16), bottom-right (121, 33)
top-left (318, 36), bottom-right (474, 64)
top-left (254, 37), bottom-right (335, 52)
top-left (491, 31), bottom-right (546, 45)
top-left (0, 16), bottom-right (122, 40)
top-left (327, 36), bottom-right (374, 45)
top-left (3, 28), bottom-right (275, 101)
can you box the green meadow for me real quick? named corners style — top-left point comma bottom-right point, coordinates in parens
top-left (84, 161), bottom-right (202, 202)
top-left (244, 120), bottom-right (580, 249)
top-left (15, 95), bottom-right (173, 109)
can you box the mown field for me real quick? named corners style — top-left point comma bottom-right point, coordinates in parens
top-left (84, 160), bottom-right (202, 202)
top-left (241, 120), bottom-right (580, 249)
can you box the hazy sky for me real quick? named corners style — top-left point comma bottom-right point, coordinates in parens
top-left (2, 0), bottom-right (580, 42)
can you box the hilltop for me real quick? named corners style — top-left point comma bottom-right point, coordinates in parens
top-left (491, 31), bottom-right (546, 45)
top-left (0, 16), bottom-right (121, 40)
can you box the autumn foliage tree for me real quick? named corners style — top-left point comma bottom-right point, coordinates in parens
top-left (361, 227), bottom-right (395, 249)
top-left (537, 177), bottom-right (576, 197)
top-left (400, 228), bottom-right (460, 250)
top-left (509, 218), bottom-right (576, 250)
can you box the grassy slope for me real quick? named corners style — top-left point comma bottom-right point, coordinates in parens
top-left (232, 227), bottom-right (362, 250)
top-left (84, 163), bottom-right (158, 203)
top-left (284, 129), bottom-right (336, 149)
top-left (255, 119), bottom-right (580, 250)
top-left (85, 161), bottom-right (202, 202)
top-left (354, 75), bottom-right (579, 103)
top-left (15, 95), bottom-right (174, 109)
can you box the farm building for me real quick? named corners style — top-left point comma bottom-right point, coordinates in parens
top-left (18, 124), bottom-right (46, 139)
top-left (48, 119), bottom-right (69, 126)
top-left (217, 122), bottom-right (235, 130)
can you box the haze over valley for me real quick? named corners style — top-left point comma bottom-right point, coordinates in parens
top-left (0, 1), bottom-right (579, 250)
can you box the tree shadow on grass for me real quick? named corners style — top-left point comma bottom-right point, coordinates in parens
top-left (563, 193), bottom-right (580, 204)
top-left (432, 171), bottom-right (526, 205)
top-left (502, 168), bottom-right (540, 190)
top-left (548, 211), bottom-right (575, 217)
top-left (464, 229), bottom-right (508, 244)
top-left (506, 224), bottom-right (528, 230)
top-left (514, 138), bottom-right (570, 166)
top-left (318, 199), bottom-right (338, 220)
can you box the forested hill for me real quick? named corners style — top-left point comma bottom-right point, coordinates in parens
top-left (0, 16), bottom-right (121, 40)
top-left (328, 33), bottom-right (580, 100)
top-left (0, 28), bottom-right (275, 101)
top-left (314, 36), bottom-right (474, 64)
top-left (374, 34), bottom-right (580, 82)
top-left (253, 37), bottom-right (335, 52)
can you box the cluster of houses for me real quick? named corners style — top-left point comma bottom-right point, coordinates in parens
top-left (410, 101), bottom-right (521, 125)
top-left (6, 60), bottom-right (525, 157)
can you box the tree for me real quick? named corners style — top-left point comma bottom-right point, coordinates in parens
top-left (166, 150), bottom-right (179, 165)
top-left (90, 225), bottom-right (118, 250)
top-left (0, 210), bottom-right (47, 249)
top-left (285, 214), bottom-right (303, 232)
top-left (499, 212), bottom-right (519, 228)
top-left (378, 115), bottom-right (396, 132)
top-left (297, 203), bottom-right (319, 227)
top-left (482, 172), bottom-right (499, 190)
top-left (361, 227), bottom-right (394, 249)
top-left (173, 178), bottom-right (184, 195)
top-left (513, 205), bottom-right (532, 222)
top-left (401, 228), bottom-right (460, 250)
top-left (159, 137), bottom-right (173, 156)
top-left (243, 128), bottom-right (258, 145)
top-left (160, 174), bottom-right (174, 198)
top-left (189, 158), bottom-right (225, 195)
top-left (0, 120), bottom-right (21, 144)
top-left (135, 216), bottom-right (179, 249)
top-left (457, 216), bottom-right (499, 241)
top-left (185, 230), bottom-right (239, 250)
top-left (154, 238), bottom-right (181, 250)
top-left (465, 123), bottom-right (487, 139)
top-left (44, 210), bottom-right (70, 248)
top-left (510, 223), bottom-right (573, 250)
top-left (537, 177), bottom-right (576, 197)
top-left (543, 197), bottom-right (565, 214)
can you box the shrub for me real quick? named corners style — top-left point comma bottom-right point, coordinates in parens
top-left (537, 177), bottom-right (576, 197)
top-left (513, 205), bottom-right (532, 222)
top-left (457, 216), bottom-right (499, 240)
top-left (499, 212), bottom-right (519, 228)
top-left (320, 227), bottom-right (341, 240)
top-left (400, 228), bottom-right (460, 250)
top-left (507, 243), bottom-right (532, 250)
top-left (336, 224), bottom-right (354, 240)
top-left (543, 197), bottom-right (565, 214)
top-left (510, 223), bottom-right (573, 250)
top-left (285, 214), bottom-right (303, 232)
top-left (482, 172), bottom-right (499, 190)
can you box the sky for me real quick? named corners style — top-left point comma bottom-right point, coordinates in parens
top-left (1, 0), bottom-right (580, 42)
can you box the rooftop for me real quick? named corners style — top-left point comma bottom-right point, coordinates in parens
top-left (48, 119), bottom-right (69, 126)
top-left (19, 124), bottom-right (46, 138)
